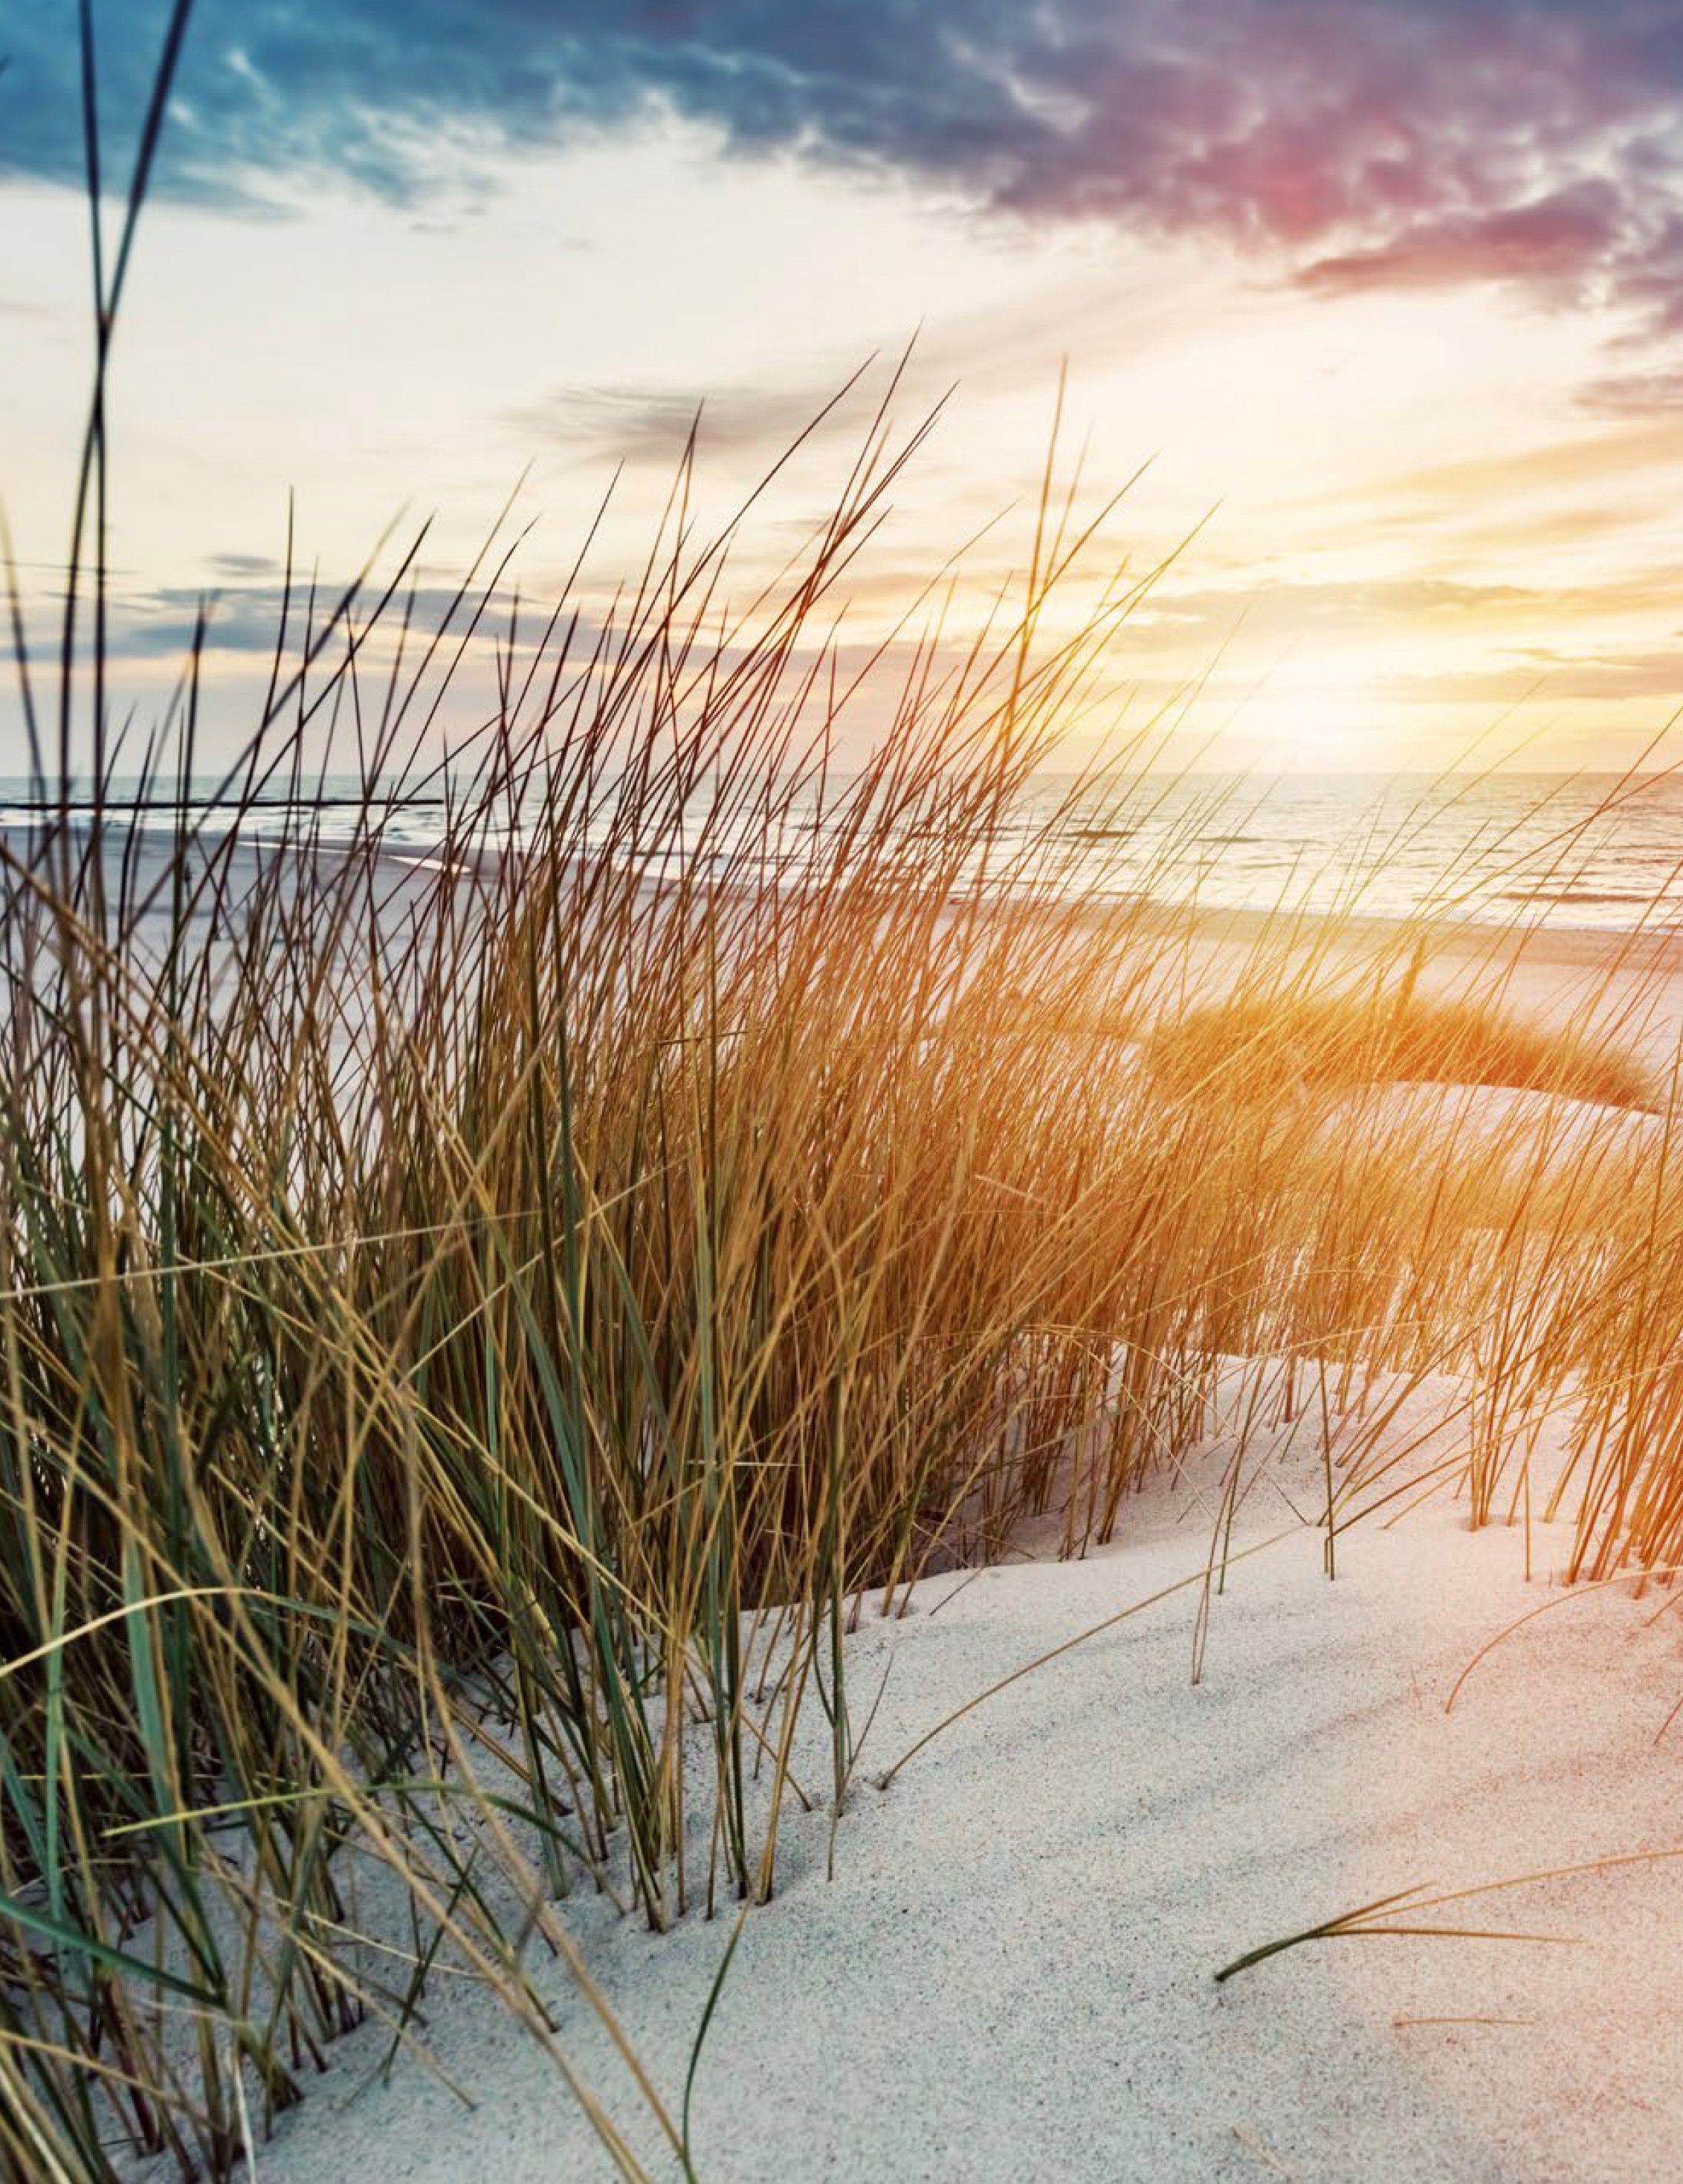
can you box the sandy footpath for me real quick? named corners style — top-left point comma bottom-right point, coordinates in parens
top-left (197, 1383), bottom-right (1683, 2184)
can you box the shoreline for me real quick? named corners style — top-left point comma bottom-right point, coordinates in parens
top-left (14, 801), bottom-right (1683, 969)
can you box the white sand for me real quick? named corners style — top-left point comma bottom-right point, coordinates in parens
top-left (89, 876), bottom-right (1683, 2178)
top-left (1319, 1078), bottom-right (1666, 1160)
top-left (205, 1376), bottom-right (1683, 2184)
top-left (1154, 904), bottom-right (1683, 1073)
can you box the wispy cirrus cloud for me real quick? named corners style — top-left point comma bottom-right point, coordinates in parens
top-left (1118, 568), bottom-right (1680, 659)
top-left (508, 372), bottom-right (876, 464)
top-left (1286, 417), bottom-right (1683, 521)
top-left (1377, 647), bottom-right (1683, 704)
top-left (1577, 367), bottom-right (1683, 416)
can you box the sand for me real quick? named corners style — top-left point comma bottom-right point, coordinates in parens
top-left (1151, 902), bottom-right (1683, 1074)
top-left (178, 1372), bottom-right (1683, 2184)
top-left (83, 850), bottom-right (1682, 2180)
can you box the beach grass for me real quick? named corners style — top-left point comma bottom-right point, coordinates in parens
top-left (1143, 978), bottom-right (1657, 1111)
top-left (3, 453), bottom-right (1680, 2178)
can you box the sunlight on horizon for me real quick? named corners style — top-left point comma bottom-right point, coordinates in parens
top-left (5, 11), bottom-right (1683, 774)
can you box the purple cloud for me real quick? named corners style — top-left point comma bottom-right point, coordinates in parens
top-left (7, 2), bottom-right (1683, 335)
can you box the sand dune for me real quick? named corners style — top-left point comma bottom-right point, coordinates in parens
top-left (176, 1378), bottom-right (1683, 2184)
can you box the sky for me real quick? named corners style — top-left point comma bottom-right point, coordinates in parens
top-left (5, 1), bottom-right (1683, 774)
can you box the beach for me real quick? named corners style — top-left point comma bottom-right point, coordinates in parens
top-left (88, 848), bottom-right (1683, 2179)
top-left (15, 9), bottom-right (1683, 2175)
top-left (141, 1363), bottom-right (1683, 2183)
top-left (16, 767), bottom-right (1683, 2184)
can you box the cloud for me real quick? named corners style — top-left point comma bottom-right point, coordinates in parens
top-left (109, 580), bottom-right (321, 658)
top-left (510, 372), bottom-right (875, 463)
top-left (1578, 366), bottom-right (1683, 416)
top-left (205, 550), bottom-right (280, 579)
top-left (1290, 417), bottom-right (1683, 520)
top-left (1116, 572), bottom-right (1617, 659)
top-left (8, 1), bottom-right (1683, 333)
top-left (1377, 646), bottom-right (1683, 702)
top-left (1298, 180), bottom-right (1632, 301)
top-left (105, 575), bottom-right (529, 658)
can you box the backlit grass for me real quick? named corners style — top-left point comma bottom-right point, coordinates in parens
top-left (3, 476), bottom-right (1678, 2180)
top-left (1144, 977), bottom-right (1657, 1112)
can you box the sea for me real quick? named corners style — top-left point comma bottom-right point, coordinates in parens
top-left (2, 769), bottom-right (1681, 935)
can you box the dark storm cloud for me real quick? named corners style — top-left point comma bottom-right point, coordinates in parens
top-left (8, 3), bottom-right (1683, 328)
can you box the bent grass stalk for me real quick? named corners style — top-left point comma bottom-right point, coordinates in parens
top-left (1215, 1843), bottom-right (1683, 1986)
top-left (1210, 1882), bottom-right (1575, 1986)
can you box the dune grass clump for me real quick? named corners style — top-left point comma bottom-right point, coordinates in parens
top-left (0, 388), bottom-right (1346, 2177)
top-left (1143, 972), bottom-right (1655, 1113)
top-left (0, 472), bottom-right (1678, 2176)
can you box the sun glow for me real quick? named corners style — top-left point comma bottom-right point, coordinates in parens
top-left (1223, 642), bottom-right (1416, 772)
